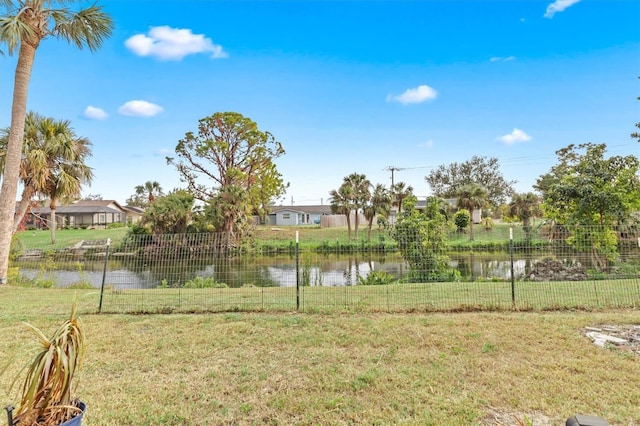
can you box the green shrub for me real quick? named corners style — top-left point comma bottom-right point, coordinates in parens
top-left (183, 276), bottom-right (228, 288)
top-left (357, 271), bottom-right (395, 286)
top-left (67, 282), bottom-right (94, 289)
top-left (454, 209), bottom-right (470, 232)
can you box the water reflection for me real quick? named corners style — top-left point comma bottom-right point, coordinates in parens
top-left (17, 252), bottom-right (545, 289)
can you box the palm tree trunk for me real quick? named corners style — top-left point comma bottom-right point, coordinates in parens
top-left (12, 186), bottom-right (37, 233)
top-left (50, 198), bottom-right (58, 245)
top-left (354, 210), bottom-right (360, 240)
top-left (0, 41), bottom-right (38, 284)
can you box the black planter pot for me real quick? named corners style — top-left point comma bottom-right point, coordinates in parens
top-left (59, 401), bottom-right (86, 426)
top-left (5, 401), bottom-right (86, 426)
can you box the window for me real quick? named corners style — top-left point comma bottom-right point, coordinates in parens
top-left (282, 213), bottom-right (290, 219)
top-left (98, 213), bottom-right (106, 224)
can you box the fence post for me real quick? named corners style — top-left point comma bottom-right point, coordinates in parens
top-left (98, 238), bottom-right (111, 313)
top-left (510, 228), bottom-right (515, 306)
top-left (295, 231), bottom-right (300, 311)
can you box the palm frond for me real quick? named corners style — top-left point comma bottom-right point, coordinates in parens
top-left (13, 303), bottom-right (85, 425)
top-left (53, 4), bottom-right (112, 51)
top-left (0, 15), bottom-right (35, 54)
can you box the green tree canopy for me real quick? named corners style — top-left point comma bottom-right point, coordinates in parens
top-left (390, 181), bottom-right (413, 214)
top-left (141, 190), bottom-right (195, 234)
top-left (126, 181), bottom-right (164, 208)
top-left (535, 143), bottom-right (640, 227)
top-left (455, 183), bottom-right (488, 241)
top-left (508, 192), bottom-right (542, 240)
top-left (535, 143), bottom-right (640, 271)
top-left (329, 182), bottom-right (353, 240)
top-left (425, 156), bottom-right (515, 206)
top-left (329, 173), bottom-right (372, 240)
top-left (167, 112), bottom-right (286, 242)
top-left (363, 183), bottom-right (391, 241)
top-left (391, 196), bottom-right (457, 282)
top-left (0, 111), bottom-right (93, 242)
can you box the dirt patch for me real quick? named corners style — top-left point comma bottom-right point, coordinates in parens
top-left (482, 407), bottom-right (554, 425)
top-left (583, 324), bottom-right (640, 357)
top-left (528, 258), bottom-right (588, 281)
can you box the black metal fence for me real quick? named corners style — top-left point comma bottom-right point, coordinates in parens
top-left (10, 224), bottom-right (640, 313)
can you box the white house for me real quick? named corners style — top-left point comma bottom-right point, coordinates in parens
top-left (270, 205), bottom-right (333, 226)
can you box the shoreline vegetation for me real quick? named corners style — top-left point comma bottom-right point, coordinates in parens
top-left (13, 222), bottom-right (559, 252)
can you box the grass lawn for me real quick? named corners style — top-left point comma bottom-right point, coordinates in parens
top-left (14, 227), bottom-right (130, 250)
top-left (0, 286), bottom-right (639, 425)
top-left (13, 222), bottom-right (533, 252)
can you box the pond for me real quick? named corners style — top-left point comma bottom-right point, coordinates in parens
top-left (16, 252), bottom-right (556, 289)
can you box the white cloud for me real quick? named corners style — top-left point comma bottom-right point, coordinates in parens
top-left (497, 128), bottom-right (532, 145)
top-left (387, 85), bottom-right (437, 105)
top-left (154, 148), bottom-right (172, 157)
top-left (418, 139), bottom-right (434, 149)
top-left (125, 25), bottom-right (227, 61)
top-left (490, 56), bottom-right (515, 62)
top-left (118, 100), bottom-right (164, 117)
top-left (544, 0), bottom-right (581, 18)
top-left (83, 106), bottom-right (108, 120)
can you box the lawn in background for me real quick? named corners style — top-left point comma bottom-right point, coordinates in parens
top-left (14, 227), bottom-right (129, 250)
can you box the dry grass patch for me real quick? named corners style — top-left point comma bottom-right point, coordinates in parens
top-left (1, 295), bottom-right (639, 425)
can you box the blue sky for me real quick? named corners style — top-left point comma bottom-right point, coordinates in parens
top-left (1, 0), bottom-right (639, 206)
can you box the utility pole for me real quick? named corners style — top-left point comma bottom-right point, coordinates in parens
top-left (385, 166), bottom-right (406, 187)
top-left (384, 165), bottom-right (429, 187)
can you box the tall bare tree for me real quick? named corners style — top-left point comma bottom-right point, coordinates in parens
top-left (167, 112), bottom-right (286, 243)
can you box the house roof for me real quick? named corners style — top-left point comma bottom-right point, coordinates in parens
top-left (271, 204), bottom-right (332, 215)
top-left (30, 199), bottom-right (129, 215)
top-left (122, 205), bottom-right (145, 214)
top-left (72, 199), bottom-right (125, 209)
top-left (32, 205), bottom-right (124, 215)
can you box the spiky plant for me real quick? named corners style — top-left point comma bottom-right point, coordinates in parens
top-left (12, 303), bottom-right (85, 425)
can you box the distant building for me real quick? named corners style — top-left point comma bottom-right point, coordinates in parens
top-left (28, 200), bottom-right (140, 229)
top-left (269, 205), bottom-right (333, 226)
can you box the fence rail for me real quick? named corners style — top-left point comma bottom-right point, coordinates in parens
top-left (9, 224), bottom-right (640, 313)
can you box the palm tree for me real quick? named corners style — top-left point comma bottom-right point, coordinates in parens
top-left (391, 181), bottom-right (414, 214)
top-left (343, 173), bottom-right (371, 240)
top-left (134, 181), bottom-right (164, 205)
top-left (0, 1), bottom-right (112, 283)
top-left (363, 184), bottom-right (391, 241)
top-left (0, 112), bottom-right (93, 235)
top-left (329, 184), bottom-right (353, 240)
top-left (509, 192), bottom-right (542, 240)
top-left (455, 184), bottom-right (488, 241)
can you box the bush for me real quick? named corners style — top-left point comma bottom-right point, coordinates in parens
top-left (183, 276), bottom-right (228, 288)
top-left (454, 209), bottom-right (470, 232)
top-left (357, 271), bottom-right (395, 286)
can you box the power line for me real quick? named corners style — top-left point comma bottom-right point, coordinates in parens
top-left (384, 166), bottom-right (429, 186)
